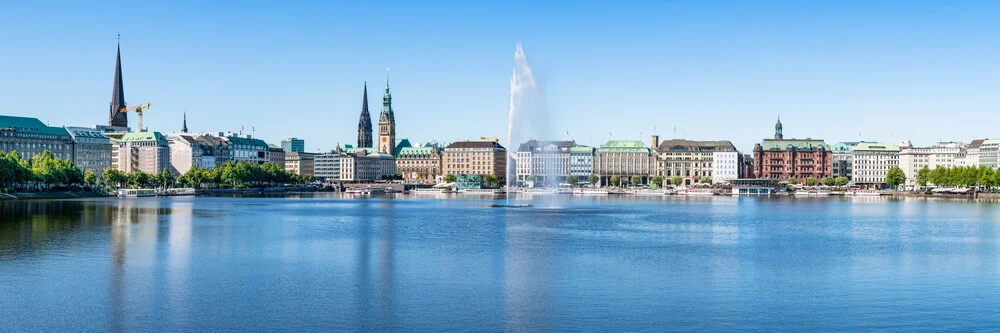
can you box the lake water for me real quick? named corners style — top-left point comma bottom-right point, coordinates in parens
top-left (2, 194), bottom-right (1000, 332)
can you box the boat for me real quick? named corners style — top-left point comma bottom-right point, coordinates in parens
top-left (678, 188), bottom-right (715, 196)
top-left (632, 189), bottom-right (666, 196)
top-left (573, 188), bottom-right (609, 195)
top-left (457, 188), bottom-right (502, 194)
top-left (795, 190), bottom-right (831, 196)
top-left (489, 203), bottom-right (534, 208)
top-left (411, 188), bottom-right (447, 194)
top-left (522, 188), bottom-right (559, 195)
top-left (845, 190), bottom-right (881, 197)
top-left (345, 187), bottom-right (384, 195)
top-left (118, 188), bottom-right (157, 198)
top-left (162, 188), bottom-right (196, 196)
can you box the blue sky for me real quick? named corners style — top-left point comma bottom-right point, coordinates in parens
top-left (2, 1), bottom-right (1000, 152)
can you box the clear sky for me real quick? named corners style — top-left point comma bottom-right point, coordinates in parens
top-left (3, 1), bottom-right (1000, 152)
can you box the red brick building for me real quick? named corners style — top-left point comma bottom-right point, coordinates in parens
top-left (752, 118), bottom-right (832, 181)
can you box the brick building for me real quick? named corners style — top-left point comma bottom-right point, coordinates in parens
top-left (752, 118), bottom-right (832, 181)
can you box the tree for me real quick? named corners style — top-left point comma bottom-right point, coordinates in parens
top-left (83, 169), bottom-right (97, 186)
top-left (566, 175), bottom-right (579, 184)
top-left (886, 166), bottom-right (905, 189)
top-left (835, 176), bottom-right (850, 187)
top-left (651, 176), bottom-right (663, 187)
top-left (699, 176), bottom-right (711, 184)
top-left (103, 168), bottom-right (127, 189)
top-left (443, 174), bottom-right (457, 183)
top-left (158, 168), bottom-right (175, 189)
top-left (671, 176), bottom-right (683, 186)
top-left (916, 166), bottom-right (930, 187)
top-left (821, 177), bottom-right (835, 186)
top-left (805, 176), bottom-right (817, 186)
top-left (630, 176), bottom-right (642, 185)
top-left (787, 177), bottom-right (798, 185)
top-left (588, 174), bottom-right (599, 185)
top-left (980, 167), bottom-right (996, 189)
top-left (609, 176), bottom-right (621, 186)
top-left (527, 175), bottom-right (537, 183)
top-left (484, 174), bottom-right (499, 187)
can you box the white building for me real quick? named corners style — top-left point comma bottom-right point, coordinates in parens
top-left (712, 151), bottom-right (740, 183)
top-left (118, 132), bottom-right (170, 174)
top-left (222, 133), bottom-right (269, 165)
top-left (168, 133), bottom-right (229, 175)
top-left (898, 142), bottom-right (964, 188)
top-left (515, 140), bottom-right (574, 186)
top-left (569, 146), bottom-right (595, 177)
top-left (339, 150), bottom-right (396, 182)
top-left (980, 139), bottom-right (1000, 168)
top-left (851, 142), bottom-right (900, 188)
top-left (315, 151), bottom-right (345, 182)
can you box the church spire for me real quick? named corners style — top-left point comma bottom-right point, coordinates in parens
top-left (357, 82), bottom-right (373, 148)
top-left (377, 68), bottom-right (397, 155)
top-left (108, 37), bottom-right (128, 128)
top-left (381, 68), bottom-right (394, 123)
top-left (182, 112), bottom-right (188, 133)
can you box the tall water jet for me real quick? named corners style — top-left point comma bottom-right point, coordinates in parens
top-left (507, 43), bottom-right (551, 204)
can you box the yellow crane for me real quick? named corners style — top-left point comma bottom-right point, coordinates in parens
top-left (120, 103), bottom-right (151, 132)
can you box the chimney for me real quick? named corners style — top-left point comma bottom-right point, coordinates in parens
top-left (651, 135), bottom-right (659, 148)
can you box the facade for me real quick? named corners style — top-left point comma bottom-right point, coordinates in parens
top-left (284, 152), bottom-right (316, 176)
top-left (108, 42), bottom-right (128, 128)
top-left (569, 146), bottom-right (595, 177)
top-left (377, 77), bottom-right (397, 155)
top-left (315, 151), bottom-right (344, 182)
top-left (281, 138), bottom-right (305, 153)
top-left (898, 142), bottom-right (963, 187)
top-left (593, 140), bottom-right (656, 186)
top-left (66, 127), bottom-right (112, 176)
top-left (118, 132), bottom-right (169, 174)
top-left (224, 135), bottom-right (269, 164)
top-left (514, 140), bottom-right (575, 186)
top-left (653, 137), bottom-right (738, 186)
top-left (852, 142), bottom-right (900, 188)
top-left (980, 139), bottom-right (1000, 168)
top-left (830, 142), bottom-right (874, 179)
top-left (396, 144), bottom-right (443, 181)
top-left (443, 141), bottom-right (507, 183)
top-left (268, 144), bottom-right (286, 167)
top-left (741, 155), bottom-right (755, 179)
top-left (339, 150), bottom-right (396, 182)
top-left (168, 133), bottom-right (229, 175)
top-left (357, 83), bottom-right (373, 148)
top-left (752, 118), bottom-right (832, 181)
top-left (0, 115), bottom-right (74, 161)
top-left (963, 139), bottom-right (985, 167)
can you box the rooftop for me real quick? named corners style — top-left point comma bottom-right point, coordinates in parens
top-left (517, 140), bottom-right (576, 152)
top-left (597, 140), bottom-right (652, 153)
top-left (0, 115), bottom-right (70, 137)
top-left (853, 142), bottom-right (900, 152)
top-left (656, 139), bottom-right (736, 152)
top-left (756, 139), bottom-right (830, 151)
top-left (121, 131), bottom-right (168, 144)
top-left (446, 141), bottom-right (506, 150)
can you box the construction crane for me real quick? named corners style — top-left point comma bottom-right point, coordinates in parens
top-left (120, 103), bottom-right (151, 132)
top-left (480, 136), bottom-right (507, 142)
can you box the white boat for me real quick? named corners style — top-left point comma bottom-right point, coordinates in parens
top-left (795, 190), bottom-right (831, 196)
top-left (411, 188), bottom-right (447, 194)
top-left (163, 188), bottom-right (196, 196)
top-left (573, 188), bottom-right (609, 195)
top-left (118, 189), bottom-right (157, 198)
top-left (522, 188), bottom-right (559, 195)
top-left (346, 187), bottom-right (384, 195)
top-left (457, 188), bottom-right (502, 194)
top-left (845, 190), bottom-right (881, 196)
top-left (678, 188), bottom-right (715, 196)
top-left (632, 189), bottom-right (666, 196)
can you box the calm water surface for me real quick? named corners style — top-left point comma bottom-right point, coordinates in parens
top-left (2, 194), bottom-right (1000, 332)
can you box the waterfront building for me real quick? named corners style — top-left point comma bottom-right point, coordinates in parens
top-left (108, 42), bottom-right (128, 128)
top-left (980, 139), bottom-right (1000, 168)
top-left (443, 141), bottom-right (507, 183)
top-left (456, 174), bottom-right (483, 190)
top-left (66, 127), bottom-right (112, 176)
top-left (898, 141), bottom-right (963, 188)
top-left (741, 155), bottom-right (755, 179)
top-left (339, 149), bottom-right (396, 182)
top-left (851, 142), bottom-right (900, 188)
top-left (267, 144), bottom-right (286, 167)
top-left (593, 140), bottom-right (656, 186)
top-left (357, 83), bottom-right (373, 148)
top-left (377, 75), bottom-right (397, 155)
top-left (281, 138), bottom-right (304, 153)
top-left (514, 140), bottom-right (575, 186)
top-left (396, 143), bottom-right (443, 182)
top-left (223, 134), bottom-right (269, 164)
top-left (962, 139), bottom-right (985, 167)
top-left (652, 136), bottom-right (738, 186)
top-left (0, 115), bottom-right (74, 161)
top-left (752, 118), bottom-right (832, 181)
top-left (314, 151), bottom-right (345, 182)
top-left (569, 146), bottom-right (595, 177)
top-left (118, 132), bottom-right (169, 174)
top-left (168, 133), bottom-right (229, 175)
top-left (830, 142), bottom-right (874, 179)
top-left (285, 152), bottom-right (316, 177)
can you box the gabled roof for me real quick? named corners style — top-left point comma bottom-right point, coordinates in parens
top-left (968, 139), bottom-right (986, 149)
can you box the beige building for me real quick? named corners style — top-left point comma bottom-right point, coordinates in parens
top-left (654, 137), bottom-right (738, 186)
top-left (118, 132), bottom-right (170, 174)
top-left (339, 149), bottom-right (396, 182)
top-left (443, 141), bottom-right (507, 182)
top-left (396, 144), bottom-right (443, 182)
top-left (66, 126), bottom-right (112, 176)
top-left (593, 140), bottom-right (656, 186)
top-left (168, 133), bottom-right (229, 175)
top-left (0, 115), bottom-right (74, 161)
top-left (285, 152), bottom-right (316, 177)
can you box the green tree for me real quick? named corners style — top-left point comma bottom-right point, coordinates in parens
top-left (980, 167), bottom-right (996, 189)
top-left (787, 177), bottom-right (798, 185)
top-left (158, 168), bottom-right (175, 189)
top-left (651, 176), bottom-right (663, 186)
top-left (443, 174), bottom-right (457, 183)
top-left (805, 176), bottom-right (817, 186)
top-left (916, 166), bottom-right (930, 187)
top-left (484, 174), bottom-right (499, 187)
top-left (83, 169), bottom-right (97, 186)
top-left (103, 168), bottom-right (127, 189)
top-left (609, 175), bottom-right (621, 186)
top-left (886, 166), bottom-right (905, 189)
top-left (630, 176), bottom-right (642, 185)
top-left (699, 176), bottom-right (711, 184)
top-left (670, 176), bottom-right (683, 186)
top-left (588, 174), bottom-right (599, 185)
top-left (566, 175), bottom-right (579, 184)
top-left (835, 176), bottom-right (850, 187)
top-left (821, 177), bottom-right (835, 186)
top-left (930, 166), bottom-right (947, 186)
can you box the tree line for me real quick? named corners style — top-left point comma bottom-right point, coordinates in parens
top-left (916, 165), bottom-right (1000, 188)
top-left (173, 161), bottom-right (312, 189)
top-left (0, 150), bottom-right (93, 192)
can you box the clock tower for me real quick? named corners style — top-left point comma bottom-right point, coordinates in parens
top-left (378, 69), bottom-right (396, 155)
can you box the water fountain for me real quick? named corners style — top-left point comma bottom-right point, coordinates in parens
top-left (500, 42), bottom-right (552, 207)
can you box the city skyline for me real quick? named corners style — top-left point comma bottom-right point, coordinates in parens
top-left (4, 1), bottom-right (1000, 152)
